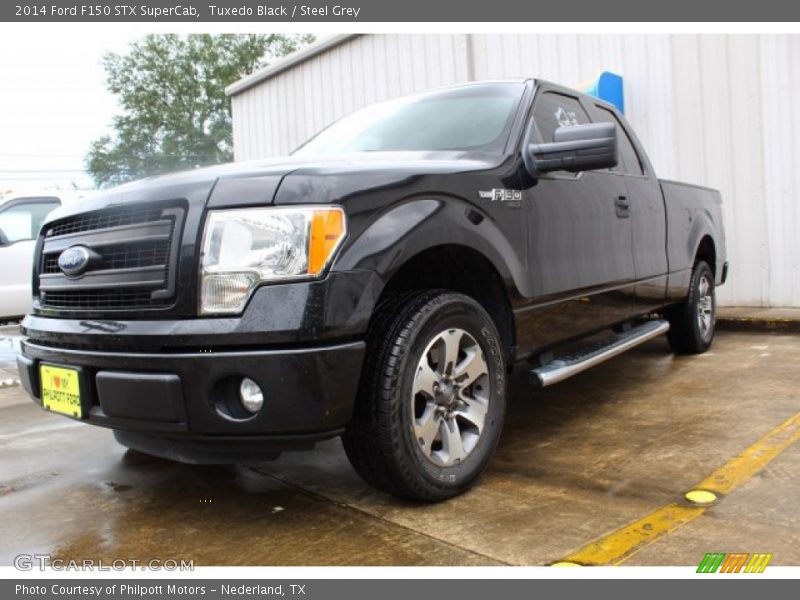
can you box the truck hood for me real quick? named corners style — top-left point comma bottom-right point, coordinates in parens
top-left (45, 151), bottom-right (505, 223)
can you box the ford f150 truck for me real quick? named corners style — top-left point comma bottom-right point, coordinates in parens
top-left (17, 80), bottom-right (727, 501)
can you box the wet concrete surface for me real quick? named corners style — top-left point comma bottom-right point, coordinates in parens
top-left (0, 324), bottom-right (21, 383)
top-left (0, 330), bottom-right (798, 566)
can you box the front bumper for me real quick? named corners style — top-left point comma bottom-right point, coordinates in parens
top-left (18, 337), bottom-right (365, 462)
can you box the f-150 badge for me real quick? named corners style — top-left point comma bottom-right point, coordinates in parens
top-left (479, 189), bottom-right (522, 207)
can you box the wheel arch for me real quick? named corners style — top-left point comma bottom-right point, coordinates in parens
top-left (376, 244), bottom-right (517, 365)
top-left (694, 234), bottom-right (717, 276)
top-left (334, 197), bottom-right (530, 364)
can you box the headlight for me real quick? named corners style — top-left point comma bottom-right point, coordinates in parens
top-left (199, 206), bottom-right (346, 315)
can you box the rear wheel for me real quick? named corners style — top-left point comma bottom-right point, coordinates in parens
top-left (343, 290), bottom-right (506, 502)
top-left (666, 260), bottom-right (716, 354)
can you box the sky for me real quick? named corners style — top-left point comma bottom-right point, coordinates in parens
top-left (0, 32), bottom-right (140, 193)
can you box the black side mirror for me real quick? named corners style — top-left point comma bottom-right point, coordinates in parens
top-left (0, 228), bottom-right (10, 247)
top-left (527, 122), bottom-right (618, 174)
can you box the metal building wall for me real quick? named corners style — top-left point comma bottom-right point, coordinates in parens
top-left (231, 34), bottom-right (470, 160)
top-left (230, 34), bottom-right (800, 307)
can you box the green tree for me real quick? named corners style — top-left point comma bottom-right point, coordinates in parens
top-left (87, 34), bottom-right (313, 187)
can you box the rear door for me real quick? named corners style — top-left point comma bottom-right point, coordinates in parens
top-left (590, 104), bottom-right (668, 312)
top-left (517, 89), bottom-right (637, 351)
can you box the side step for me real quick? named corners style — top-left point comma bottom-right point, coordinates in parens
top-left (529, 319), bottom-right (670, 388)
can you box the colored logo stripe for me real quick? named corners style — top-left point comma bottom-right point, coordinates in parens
top-left (720, 553), bottom-right (749, 573)
top-left (697, 553), bottom-right (772, 573)
top-left (697, 553), bottom-right (726, 573)
top-left (744, 553), bottom-right (773, 573)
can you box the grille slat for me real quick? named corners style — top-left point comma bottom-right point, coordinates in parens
top-left (37, 205), bottom-right (182, 313)
top-left (46, 207), bottom-right (163, 238)
top-left (39, 290), bottom-right (168, 309)
top-left (41, 240), bottom-right (171, 274)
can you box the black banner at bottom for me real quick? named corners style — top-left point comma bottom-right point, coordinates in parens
top-left (3, 579), bottom-right (795, 600)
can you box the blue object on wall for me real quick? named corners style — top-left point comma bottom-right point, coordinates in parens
top-left (580, 71), bottom-right (625, 114)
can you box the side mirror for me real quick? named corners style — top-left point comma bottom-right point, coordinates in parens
top-left (527, 122), bottom-right (618, 174)
top-left (0, 228), bottom-right (10, 247)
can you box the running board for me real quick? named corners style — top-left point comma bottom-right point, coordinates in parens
top-left (529, 320), bottom-right (670, 388)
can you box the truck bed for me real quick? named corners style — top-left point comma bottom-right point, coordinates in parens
top-left (659, 179), bottom-right (726, 283)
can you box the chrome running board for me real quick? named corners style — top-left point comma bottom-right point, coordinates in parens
top-left (529, 319), bottom-right (670, 388)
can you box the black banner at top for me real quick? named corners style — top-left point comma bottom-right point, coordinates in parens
top-left (3, 0), bottom-right (800, 22)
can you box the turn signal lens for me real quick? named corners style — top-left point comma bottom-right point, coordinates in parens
top-left (309, 208), bottom-right (346, 275)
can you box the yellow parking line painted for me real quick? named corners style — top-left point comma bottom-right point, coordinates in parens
top-left (695, 411), bottom-right (800, 494)
top-left (558, 503), bottom-right (705, 566)
top-left (556, 410), bottom-right (800, 566)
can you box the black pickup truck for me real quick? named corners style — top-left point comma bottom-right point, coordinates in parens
top-left (18, 79), bottom-right (727, 501)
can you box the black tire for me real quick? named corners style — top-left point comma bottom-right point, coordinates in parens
top-left (666, 260), bottom-right (716, 354)
top-left (343, 290), bottom-right (506, 502)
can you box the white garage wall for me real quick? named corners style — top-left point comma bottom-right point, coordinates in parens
top-left (229, 34), bottom-right (800, 308)
top-left (231, 34), bottom-right (470, 160)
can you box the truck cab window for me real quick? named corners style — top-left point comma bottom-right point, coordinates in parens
top-left (294, 82), bottom-right (525, 155)
top-left (531, 92), bottom-right (591, 143)
top-left (594, 105), bottom-right (644, 175)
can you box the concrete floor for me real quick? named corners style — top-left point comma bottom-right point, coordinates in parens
top-left (0, 327), bottom-right (798, 566)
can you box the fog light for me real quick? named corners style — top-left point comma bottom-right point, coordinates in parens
top-left (239, 378), bottom-right (264, 414)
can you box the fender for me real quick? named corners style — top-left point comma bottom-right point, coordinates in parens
top-left (662, 181), bottom-right (725, 278)
top-left (334, 196), bottom-right (533, 300)
top-left (686, 208), bottom-right (717, 270)
top-left (665, 207), bottom-right (717, 300)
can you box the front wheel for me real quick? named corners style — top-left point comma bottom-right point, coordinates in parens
top-left (666, 260), bottom-right (716, 354)
top-left (343, 291), bottom-right (506, 502)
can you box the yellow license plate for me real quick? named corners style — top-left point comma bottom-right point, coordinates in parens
top-left (40, 364), bottom-right (83, 419)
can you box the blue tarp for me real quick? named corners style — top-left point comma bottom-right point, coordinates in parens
top-left (579, 71), bottom-right (625, 114)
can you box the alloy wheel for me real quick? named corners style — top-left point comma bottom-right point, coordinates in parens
top-left (411, 328), bottom-right (490, 466)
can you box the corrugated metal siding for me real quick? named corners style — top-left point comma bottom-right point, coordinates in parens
top-left (760, 35), bottom-right (800, 307)
top-left (231, 34), bottom-right (469, 159)
top-left (231, 34), bottom-right (800, 307)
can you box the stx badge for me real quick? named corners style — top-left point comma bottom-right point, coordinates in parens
top-left (478, 189), bottom-right (522, 207)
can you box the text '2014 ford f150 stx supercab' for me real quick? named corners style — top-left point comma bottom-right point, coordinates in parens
top-left (18, 79), bottom-right (727, 501)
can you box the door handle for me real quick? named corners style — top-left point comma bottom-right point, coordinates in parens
top-left (614, 196), bottom-right (630, 219)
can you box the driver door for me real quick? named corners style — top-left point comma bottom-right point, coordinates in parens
top-left (517, 90), bottom-right (637, 351)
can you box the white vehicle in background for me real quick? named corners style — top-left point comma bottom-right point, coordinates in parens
top-left (0, 193), bottom-right (69, 321)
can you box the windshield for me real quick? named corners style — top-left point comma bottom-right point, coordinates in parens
top-left (293, 82), bottom-right (525, 156)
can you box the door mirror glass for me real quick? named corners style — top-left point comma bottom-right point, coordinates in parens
top-left (527, 122), bottom-right (618, 174)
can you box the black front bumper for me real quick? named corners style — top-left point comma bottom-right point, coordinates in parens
top-left (18, 337), bottom-right (365, 462)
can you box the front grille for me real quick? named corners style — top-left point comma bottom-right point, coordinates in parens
top-left (42, 240), bottom-right (171, 274)
top-left (37, 204), bottom-right (184, 313)
top-left (46, 207), bottom-right (163, 238)
top-left (38, 290), bottom-right (167, 310)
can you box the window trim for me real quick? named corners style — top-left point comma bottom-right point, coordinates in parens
top-left (591, 103), bottom-right (646, 177)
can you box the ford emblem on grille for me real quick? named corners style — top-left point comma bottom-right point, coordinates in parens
top-left (57, 246), bottom-right (91, 276)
